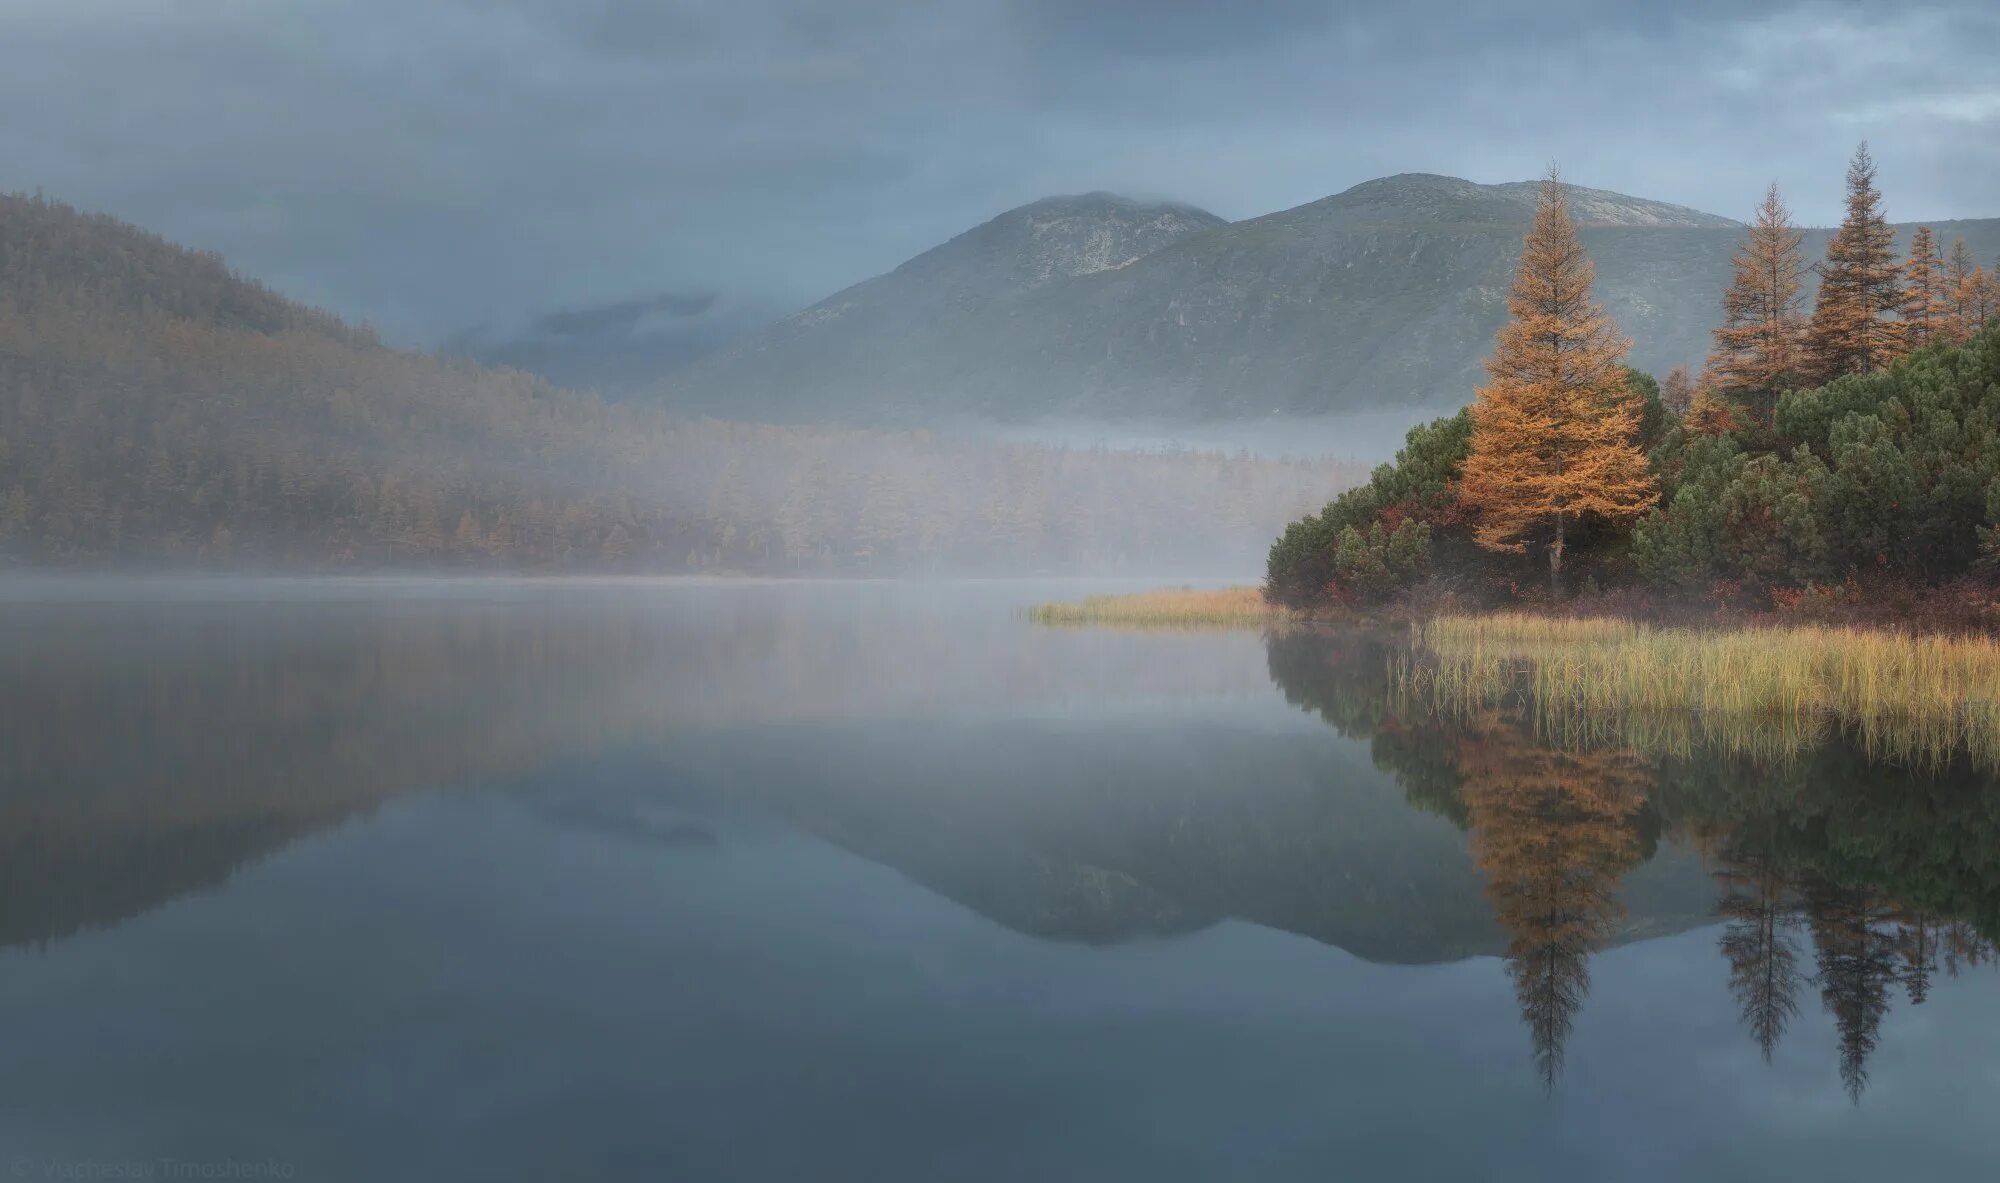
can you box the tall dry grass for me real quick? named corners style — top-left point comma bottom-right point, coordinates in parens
top-left (1026, 586), bottom-right (1294, 630)
top-left (1407, 613), bottom-right (2000, 768)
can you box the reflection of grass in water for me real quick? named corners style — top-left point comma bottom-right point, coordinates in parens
top-left (1026, 586), bottom-right (1296, 630)
top-left (1403, 613), bottom-right (2000, 770)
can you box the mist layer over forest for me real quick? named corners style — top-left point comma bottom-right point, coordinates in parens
top-left (0, 192), bottom-right (1362, 574)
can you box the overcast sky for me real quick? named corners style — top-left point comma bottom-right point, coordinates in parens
top-left (4, 0), bottom-right (1996, 344)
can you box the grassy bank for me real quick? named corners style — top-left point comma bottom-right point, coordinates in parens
top-left (1407, 613), bottom-right (2000, 766)
top-left (1026, 586), bottom-right (1294, 629)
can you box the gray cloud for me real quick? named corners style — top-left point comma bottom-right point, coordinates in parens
top-left (2, 0), bottom-right (1994, 344)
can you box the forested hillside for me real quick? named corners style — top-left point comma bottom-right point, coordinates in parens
top-left (0, 193), bottom-right (1360, 572)
top-left (661, 174), bottom-right (2000, 423)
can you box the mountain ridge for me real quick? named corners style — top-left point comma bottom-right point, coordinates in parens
top-left (653, 174), bottom-right (2000, 425)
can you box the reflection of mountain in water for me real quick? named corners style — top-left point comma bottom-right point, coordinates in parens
top-left (653, 719), bottom-right (1718, 965)
top-left (0, 582), bottom-right (1275, 951)
top-left (3, 587), bottom-right (1996, 1098)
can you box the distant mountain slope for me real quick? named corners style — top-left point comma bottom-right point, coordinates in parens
top-left (444, 290), bottom-right (781, 398)
top-left (666, 191), bottom-right (1226, 418)
top-left (660, 174), bottom-right (2000, 422)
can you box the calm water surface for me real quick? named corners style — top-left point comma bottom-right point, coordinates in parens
top-left (1, 577), bottom-right (1996, 1181)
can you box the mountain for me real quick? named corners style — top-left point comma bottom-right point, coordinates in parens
top-left (444, 290), bottom-right (780, 398)
top-left (663, 191), bottom-right (1227, 419)
top-left (659, 174), bottom-right (2000, 423)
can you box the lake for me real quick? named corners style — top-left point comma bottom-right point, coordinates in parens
top-left (0, 577), bottom-right (1996, 1181)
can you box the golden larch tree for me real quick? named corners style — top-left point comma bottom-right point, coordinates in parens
top-left (1684, 381), bottom-right (1742, 437)
top-left (1943, 238), bottom-right (1979, 345)
top-left (1659, 364), bottom-right (1695, 417)
top-left (1459, 169), bottom-right (1657, 591)
top-left (1708, 183), bottom-right (1807, 421)
top-left (1969, 268), bottom-right (2000, 335)
top-left (1946, 239), bottom-right (2000, 342)
top-left (1900, 225), bottom-right (1952, 352)
top-left (1805, 143), bottom-right (1905, 382)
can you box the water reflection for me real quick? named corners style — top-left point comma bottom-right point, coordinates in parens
top-left (0, 582), bottom-right (1995, 1107)
top-left (1264, 628), bottom-right (2000, 1097)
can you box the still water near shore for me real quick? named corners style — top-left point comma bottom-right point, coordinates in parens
top-left (0, 577), bottom-right (1995, 1181)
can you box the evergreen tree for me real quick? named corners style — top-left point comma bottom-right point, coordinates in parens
top-left (1459, 170), bottom-right (1657, 591)
top-left (1805, 144), bottom-right (1905, 382)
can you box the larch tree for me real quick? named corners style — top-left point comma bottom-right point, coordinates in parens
top-left (1684, 381), bottom-right (1742, 437)
top-left (1459, 169), bottom-right (1658, 592)
top-left (1708, 183), bottom-right (1807, 421)
top-left (1899, 225), bottom-right (1952, 352)
top-left (1943, 238), bottom-right (1978, 345)
top-left (1659, 364), bottom-right (1696, 417)
top-left (1969, 267), bottom-right (2000, 335)
top-left (1946, 239), bottom-right (2000, 341)
top-left (1805, 143), bottom-right (1905, 382)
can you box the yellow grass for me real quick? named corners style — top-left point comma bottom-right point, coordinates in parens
top-left (1025, 585), bottom-right (1294, 629)
top-left (1407, 613), bottom-right (2000, 768)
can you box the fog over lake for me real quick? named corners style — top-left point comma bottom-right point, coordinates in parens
top-left (2, 577), bottom-right (1996, 1181)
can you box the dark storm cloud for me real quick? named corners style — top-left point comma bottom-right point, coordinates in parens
top-left (2, 0), bottom-right (1994, 344)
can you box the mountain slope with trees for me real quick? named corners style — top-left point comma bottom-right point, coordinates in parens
top-left (657, 173), bottom-right (2000, 424)
top-left (0, 191), bottom-right (1359, 571)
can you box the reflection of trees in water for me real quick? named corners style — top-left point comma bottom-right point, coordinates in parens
top-left (1264, 629), bottom-right (2000, 1098)
top-left (3, 612), bottom-right (1997, 1104)
top-left (1803, 878), bottom-right (1900, 1102)
top-left (1711, 825), bottom-right (1804, 1063)
top-left (1456, 714), bottom-right (1650, 1090)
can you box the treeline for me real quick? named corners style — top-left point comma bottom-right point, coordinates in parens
top-left (0, 192), bottom-right (1361, 572)
top-left (1270, 148), bottom-right (2000, 612)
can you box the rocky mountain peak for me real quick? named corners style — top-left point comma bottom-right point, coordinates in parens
top-left (1296, 172), bottom-right (1741, 229)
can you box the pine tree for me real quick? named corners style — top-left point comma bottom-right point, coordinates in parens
top-left (1459, 170), bottom-right (1658, 592)
top-left (1805, 143), bottom-right (1905, 382)
top-left (1899, 225), bottom-right (1951, 352)
top-left (1708, 183), bottom-right (1807, 421)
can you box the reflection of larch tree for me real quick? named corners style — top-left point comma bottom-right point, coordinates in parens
top-left (1940, 920), bottom-right (1998, 978)
top-left (1459, 719), bottom-right (1650, 1091)
top-left (1712, 825), bottom-right (1804, 1062)
top-left (1892, 911), bottom-right (1939, 1006)
top-left (1804, 878), bottom-right (1898, 1103)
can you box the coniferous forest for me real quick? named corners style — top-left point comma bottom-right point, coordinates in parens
top-left (0, 192), bottom-right (1360, 572)
top-left (1270, 146), bottom-right (2000, 618)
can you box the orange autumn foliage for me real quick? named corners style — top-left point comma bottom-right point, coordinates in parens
top-left (1459, 169), bottom-right (1657, 590)
top-left (1708, 183), bottom-right (1807, 419)
top-left (1684, 382), bottom-right (1742, 436)
top-left (1945, 238), bottom-right (2000, 343)
top-left (1805, 144), bottom-right (1906, 382)
top-left (1900, 225), bottom-right (1953, 352)
top-left (1457, 718), bottom-right (1650, 1089)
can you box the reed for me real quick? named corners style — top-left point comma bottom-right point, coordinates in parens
top-left (1025, 585), bottom-right (1294, 629)
top-left (1407, 613), bottom-right (2000, 769)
